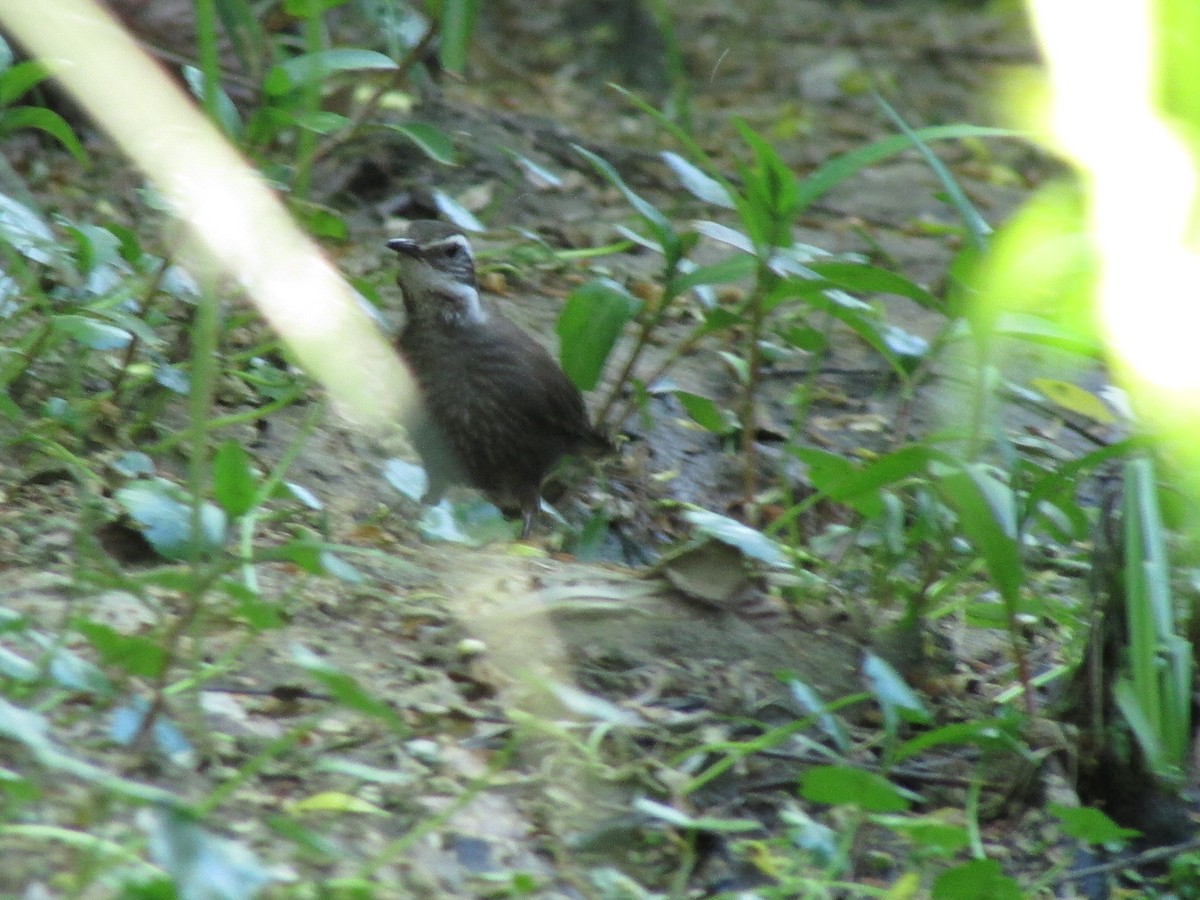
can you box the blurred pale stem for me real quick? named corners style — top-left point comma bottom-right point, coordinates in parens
top-left (0, 0), bottom-right (412, 429)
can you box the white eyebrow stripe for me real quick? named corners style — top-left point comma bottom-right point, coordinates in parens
top-left (426, 234), bottom-right (474, 260)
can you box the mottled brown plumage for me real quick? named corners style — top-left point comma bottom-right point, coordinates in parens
top-left (388, 221), bottom-right (610, 536)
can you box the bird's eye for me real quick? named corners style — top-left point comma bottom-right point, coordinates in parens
top-left (443, 243), bottom-right (460, 259)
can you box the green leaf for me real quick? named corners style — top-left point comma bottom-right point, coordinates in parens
top-left (633, 798), bottom-right (759, 833)
top-left (115, 479), bottom-right (228, 561)
top-left (292, 645), bottom-right (407, 733)
top-left (439, 0), bottom-right (480, 74)
top-left (800, 765), bottom-right (911, 812)
top-left (574, 144), bottom-right (674, 247)
top-left (660, 151), bottom-right (734, 208)
top-left (936, 464), bottom-right (1022, 606)
top-left (873, 814), bottom-right (971, 855)
top-left (807, 260), bottom-right (941, 310)
top-left (383, 122), bottom-right (456, 165)
top-left (797, 124), bottom-right (1016, 211)
top-left (0, 191), bottom-right (55, 263)
top-left (0, 60), bottom-right (52, 105)
top-left (318, 551), bottom-right (363, 583)
top-left (863, 652), bottom-right (931, 732)
top-left (682, 508), bottom-right (787, 566)
top-left (932, 859), bottom-right (1022, 900)
top-left (556, 278), bottom-right (641, 390)
top-left (288, 109), bottom-right (350, 135)
top-left (294, 204), bottom-right (348, 240)
top-left (73, 620), bottom-right (167, 678)
top-left (1048, 804), bottom-right (1139, 845)
top-left (146, 807), bottom-right (279, 898)
top-left (212, 441), bottom-right (257, 518)
top-left (792, 446), bottom-right (933, 518)
top-left (674, 391), bottom-right (736, 435)
top-left (670, 254), bottom-right (756, 296)
top-left (181, 65), bottom-right (242, 138)
top-left (268, 48), bottom-right (398, 95)
top-left (893, 719), bottom-right (1017, 764)
top-left (52, 315), bottom-right (132, 350)
top-left (0, 107), bottom-right (89, 167)
top-left (875, 92), bottom-right (991, 248)
top-left (219, 579), bottom-right (283, 631)
top-left (282, 0), bottom-right (350, 13)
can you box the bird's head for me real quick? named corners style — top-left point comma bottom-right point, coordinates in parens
top-left (387, 220), bottom-right (486, 327)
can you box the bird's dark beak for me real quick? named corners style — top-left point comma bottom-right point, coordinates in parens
top-left (386, 237), bottom-right (420, 258)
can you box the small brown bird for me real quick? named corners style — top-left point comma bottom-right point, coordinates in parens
top-left (388, 220), bottom-right (610, 537)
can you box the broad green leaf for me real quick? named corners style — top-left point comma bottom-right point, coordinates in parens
top-left (673, 390), bottom-right (736, 435)
top-left (863, 653), bottom-right (930, 733)
top-left (0, 60), bottom-right (52, 105)
top-left (0, 107), bottom-right (89, 167)
top-left (800, 765), bottom-right (911, 812)
top-left (874, 815), bottom-right (970, 856)
top-left (947, 311), bottom-right (1102, 357)
top-left (0, 647), bottom-right (36, 681)
top-left (0, 192), bottom-right (55, 263)
top-left (661, 151), bottom-right (734, 208)
top-left (212, 440), bottom-right (257, 518)
top-left (792, 446), bottom-right (933, 518)
top-left (892, 719), bottom-right (1016, 764)
top-left (115, 479), bottom-right (228, 560)
top-left (1031, 378), bottom-right (1116, 424)
top-left (556, 278), bottom-right (641, 390)
top-left (289, 109), bottom-right (350, 134)
top-left (384, 122), bottom-right (456, 165)
top-left (682, 508), bottom-right (787, 567)
top-left (73, 620), bottom-right (167, 678)
top-left (669, 253), bottom-right (756, 296)
top-left (936, 464), bottom-right (1022, 606)
top-left (882, 324), bottom-right (928, 361)
top-left (319, 551), bottom-right (363, 583)
top-left (807, 260), bottom-right (940, 310)
top-left (52, 315), bottom-right (132, 350)
top-left (932, 859), bottom-right (1022, 900)
top-left (146, 807), bottom-right (279, 898)
top-left (692, 220), bottom-right (753, 254)
top-left (1048, 804), bottom-right (1139, 844)
top-left (268, 48), bottom-right (398, 95)
top-left (382, 458), bottom-right (426, 501)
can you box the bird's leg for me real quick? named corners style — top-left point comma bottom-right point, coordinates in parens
top-left (420, 473), bottom-right (447, 506)
top-left (520, 502), bottom-right (537, 539)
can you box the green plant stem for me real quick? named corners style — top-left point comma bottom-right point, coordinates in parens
top-left (108, 257), bottom-right (170, 405)
top-left (239, 399), bottom-right (323, 592)
top-left (308, 23), bottom-right (440, 169)
top-left (739, 267), bottom-right (774, 522)
top-left (292, 0), bottom-right (325, 200)
top-left (596, 281), bottom-right (681, 426)
top-left (142, 385), bottom-right (307, 453)
top-left (131, 277), bottom-right (222, 747)
top-left (192, 0), bottom-right (222, 125)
